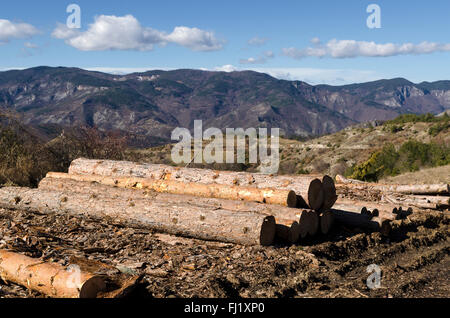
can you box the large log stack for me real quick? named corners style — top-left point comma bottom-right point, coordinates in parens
top-left (2, 158), bottom-right (441, 298)
top-left (69, 158), bottom-right (332, 211)
top-left (2, 158), bottom-right (440, 248)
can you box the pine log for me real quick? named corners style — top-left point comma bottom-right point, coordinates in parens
top-left (333, 203), bottom-right (368, 215)
top-left (336, 199), bottom-right (411, 215)
top-left (382, 194), bottom-right (449, 210)
top-left (46, 172), bottom-right (297, 208)
top-left (68, 158), bottom-right (327, 210)
top-left (0, 250), bottom-right (105, 298)
top-left (335, 175), bottom-right (449, 195)
top-left (335, 175), bottom-right (366, 184)
top-left (274, 220), bottom-right (301, 244)
top-left (381, 184), bottom-right (450, 195)
top-left (332, 209), bottom-right (391, 236)
top-left (39, 177), bottom-right (311, 244)
top-left (0, 187), bottom-right (276, 246)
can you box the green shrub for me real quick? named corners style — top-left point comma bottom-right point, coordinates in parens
top-left (0, 127), bottom-right (127, 187)
top-left (349, 140), bottom-right (450, 182)
top-left (389, 125), bottom-right (404, 133)
top-left (428, 121), bottom-right (450, 136)
top-left (386, 113), bottom-right (447, 125)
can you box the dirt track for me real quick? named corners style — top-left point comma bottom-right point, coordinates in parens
top-left (0, 200), bottom-right (448, 298)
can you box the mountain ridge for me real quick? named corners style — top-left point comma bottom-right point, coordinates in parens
top-left (0, 67), bottom-right (449, 146)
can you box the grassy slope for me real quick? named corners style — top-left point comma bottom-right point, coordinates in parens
top-left (129, 120), bottom-right (450, 180)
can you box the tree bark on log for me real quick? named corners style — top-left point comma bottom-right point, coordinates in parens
top-left (0, 187), bottom-right (276, 246)
top-left (46, 172), bottom-right (297, 208)
top-left (39, 177), bottom-right (311, 244)
top-left (68, 158), bottom-right (327, 210)
top-left (0, 250), bottom-right (105, 298)
top-left (331, 209), bottom-right (391, 236)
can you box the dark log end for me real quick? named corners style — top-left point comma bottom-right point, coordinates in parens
top-left (287, 190), bottom-right (297, 208)
top-left (308, 179), bottom-right (324, 211)
top-left (322, 175), bottom-right (337, 209)
top-left (260, 216), bottom-right (276, 246)
top-left (78, 276), bottom-right (106, 298)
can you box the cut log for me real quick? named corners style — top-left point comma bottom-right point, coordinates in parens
top-left (335, 175), bottom-right (365, 184)
top-left (322, 175), bottom-right (337, 210)
top-left (319, 210), bottom-right (335, 235)
top-left (39, 177), bottom-right (310, 244)
top-left (382, 184), bottom-right (450, 195)
top-left (0, 250), bottom-right (105, 298)
top-left (335, 175), bottom-right (449, 195)
top-left (332, 209), bottom-right (391, 236)
top-left (333, 203), bottom-right (368, 215)
top-left (382, 194), bottom-right (449, 210)
top-left (46, 172), bottom-right (297, 208)
top-left (0, 187), bottom-right (276, 246)
top-left (275, 220), bottom-right (301, 244)
top-left (305, 179), bottom-right (324, 211)
top-left (336, 199), bottom-right (411, 215)
top-left (68, 158), bottom-right (328, 210)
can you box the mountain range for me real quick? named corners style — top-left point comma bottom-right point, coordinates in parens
top-left (1, 66), bottom-right (449, 146)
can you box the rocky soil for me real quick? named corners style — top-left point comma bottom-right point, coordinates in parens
top-left (0, 202), bottom-right (448, 298)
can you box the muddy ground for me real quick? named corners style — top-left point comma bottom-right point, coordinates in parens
top-left (0, 191), bottom-right (448, 298)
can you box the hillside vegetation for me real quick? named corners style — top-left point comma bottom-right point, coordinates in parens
top-left (0, 113), bottom-right (449, 187)
top-left (128, 113), bottom-right (450, 182)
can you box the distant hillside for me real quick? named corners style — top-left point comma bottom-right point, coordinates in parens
top-left (128, 114), bottom-right (449, 180)
top-left (1, 67), bottom-right (450, 146)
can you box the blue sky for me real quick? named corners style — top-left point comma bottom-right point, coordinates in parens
top-left (1, 0), bottom-right (450, 84)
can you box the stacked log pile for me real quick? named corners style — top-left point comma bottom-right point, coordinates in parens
top-left (2, 158), bottom-right (445, 297)
top-left (336, 175), bottom-right (450, 210)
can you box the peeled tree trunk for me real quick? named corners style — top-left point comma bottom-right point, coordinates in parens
top-left (382, 194), bottom-right (450, 210)
top-left (39, 177), bottom-right (314, 244)
top-left (0, 187), bottom-right (276, 246)
top-left (46, 172), bottom-right (297, 208)
top-left (0, 250), bottom-right (105, 298)
top-left (68, 158), bottom-right (327, 210)
top-left (335, 175), bottom-right (449, 195)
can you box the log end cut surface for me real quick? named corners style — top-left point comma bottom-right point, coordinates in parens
top-left (308, 179), bottom-right (324, 211)
top-left (260, 216), bottom-right (276, 246)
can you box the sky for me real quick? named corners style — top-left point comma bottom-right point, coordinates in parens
top-left (1, 0), bottom-right (450, 85)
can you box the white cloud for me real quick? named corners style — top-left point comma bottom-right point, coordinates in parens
top-left (165, 26), bottom-right (223, 51)
top-left (240, 50), bottom-right (275, 64)
top-left (252, 67), bottom-right (381, 85)
top-left (248, 37), bottom-right (268, 46)
top-left (214, 64), bottom-right (238, 72)
top-left (24, 42), bottom-right (38, 49)
top-left (51, 23), bottom-right (81, 40)
top-left (209, 65), bottom-right (383, 85)
top-left (52, 15), bottom-right (224, 52)
top-left (0, 19), bottom-right (39, 44)
top-left (283, 38), bottom-right (450, 59)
